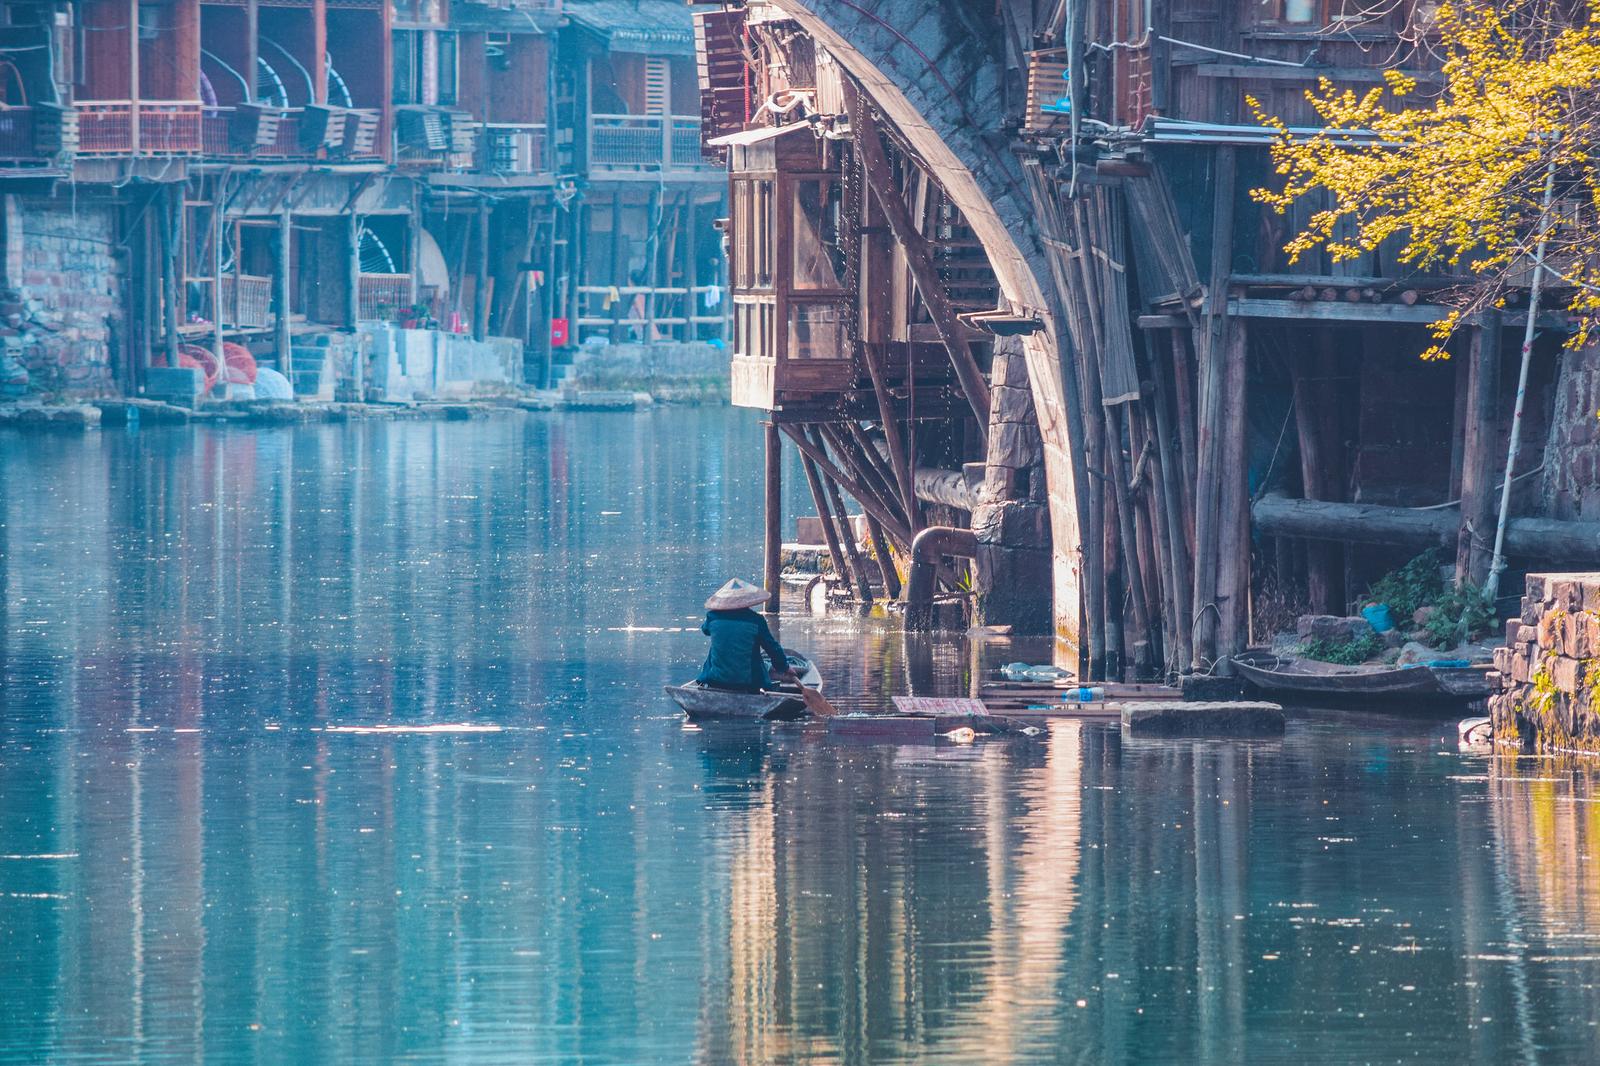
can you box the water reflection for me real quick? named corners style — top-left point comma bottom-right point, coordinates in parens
top-left (2, 411), bottom-right (1600, 1063)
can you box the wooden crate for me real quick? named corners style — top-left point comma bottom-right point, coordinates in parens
top-left (1025, 52), bottom-right (1072, 133)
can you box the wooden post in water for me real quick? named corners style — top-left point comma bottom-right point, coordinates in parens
top-left (867, 515), bottom-right (902, 600)
top-left (473, 198), bottom-right (491, 342)
top-left (275, 209), bottom-right (292, 377)
top-left (160, 183), bottom-right (181, 368)
top-left (812, 430), bottom-right (875, 608)
top-left (764, 421), bottom-right (782, 613)
top-left (1215, 319), bottom-right (1251, 670)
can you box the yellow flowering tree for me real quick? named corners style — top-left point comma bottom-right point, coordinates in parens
top-left (1251, 0), bottom-right (1600, 358)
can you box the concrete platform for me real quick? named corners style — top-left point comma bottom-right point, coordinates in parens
top-left (1121, 701), bottom-right (1285, 737)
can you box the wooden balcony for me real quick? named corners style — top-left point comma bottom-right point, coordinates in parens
top-left (590, 114), bottom-right (713, 174)
top-left (76, 101), bottom-right (205, 155)
top-left (0, 106), bottom-right (77, 166)
top-left (574, 284), bottom-right (727, 343)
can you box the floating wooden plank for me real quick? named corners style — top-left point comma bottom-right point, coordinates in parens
top-left (891, 696), bottom-right (987, 716)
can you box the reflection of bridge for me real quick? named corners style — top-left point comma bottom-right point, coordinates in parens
top-left (706, 1), bottom-right (1600, 684)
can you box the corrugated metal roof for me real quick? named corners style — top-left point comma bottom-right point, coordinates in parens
top-left (562, 0), bottom-right (696, 55)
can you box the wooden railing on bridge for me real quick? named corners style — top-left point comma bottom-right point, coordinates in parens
top-left (590, 114), bottom-right (711, 171)
top-left (574, 284), bottom-right (727, 342)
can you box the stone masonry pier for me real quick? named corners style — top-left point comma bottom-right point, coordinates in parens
top-left (1493, 573), bottom-right (1600, 753)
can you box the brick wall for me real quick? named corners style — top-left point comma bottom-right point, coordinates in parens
top-left (0, 197), bottom-right (124, 399)
top-left (1492, 572), bottom-right (1600, 753)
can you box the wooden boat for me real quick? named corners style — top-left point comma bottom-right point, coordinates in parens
top-left (665, 652), bottom-right (823, 721)
top-left (1232, 649), bottom-right (1451, 702)
top-left (1428, 662), bottom-right (1494, 699)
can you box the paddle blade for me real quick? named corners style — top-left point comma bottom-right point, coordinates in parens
top-left (799, 685), bottom-right (839, 717)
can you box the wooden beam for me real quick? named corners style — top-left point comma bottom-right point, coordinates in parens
top-left (844, 84), bottom-right (990, 436)
top-left (859, 340), bottom-right (918, 528)
top-left (811, 428), bottom-right (875, 607)
top-left (801, 452), bottom-right (856, 600)
top-left (1195, 63), bottom-right (1442, 84)
top-left (780, 424), bottom-right (912, 548)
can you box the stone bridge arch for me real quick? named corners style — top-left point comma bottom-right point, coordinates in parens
top-left (771, 0), bottom-right (1084, 648)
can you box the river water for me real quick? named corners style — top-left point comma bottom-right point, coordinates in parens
top-left (2, 407), bottom-right (1599, 1064)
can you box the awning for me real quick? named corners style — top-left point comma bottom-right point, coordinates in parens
top-left (707, 122), bottom-right (815, 148)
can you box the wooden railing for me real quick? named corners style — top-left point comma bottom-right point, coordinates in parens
top-left (574, 284), bottom-right (727, 341)
top-left (590, 114), bottom-right (710, 171)
top-left (224, 275), bottom-right (273, 328)
top-left (358, 274), bottom-right (413, 321)
top-left (76, 101), bottom-right (203, 154)
top-left (0, 107), bottom-right (46, 161)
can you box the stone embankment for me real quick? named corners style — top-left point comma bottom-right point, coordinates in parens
top-left (1492, 573), bottom-right (1600, 753)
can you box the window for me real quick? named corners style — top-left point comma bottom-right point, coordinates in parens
top-left (791, 179), bottom-right (843, 291)
top-left (392, 30), bottom-right (457, 105)
top-left (787, 303), bottom-right (845, 360)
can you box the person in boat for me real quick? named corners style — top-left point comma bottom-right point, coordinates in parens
top-left (696, 579), bottom-right (798, 692)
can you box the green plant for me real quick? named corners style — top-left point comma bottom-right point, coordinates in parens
top-left (1365, 549), bottom-right (1445, 620)
top-left (1299, 632), bottom-right (1384, 665)
top-left (1424, 581), bottom-right (1495, 648)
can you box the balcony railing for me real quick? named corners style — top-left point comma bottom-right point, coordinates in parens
top-left (590, 114), bottom-right (710, 171)
top-left (76, 101), bottom-right (203, 155)
top-left (358, 274), bottom-right (414, 321)
top-left (0, 108), bottom-right (47, 163)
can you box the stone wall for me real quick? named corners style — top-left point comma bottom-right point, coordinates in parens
top-left (566, 340), bottom-right (729, 401)
top-left (1540, 344), bottom-right (1600, 522)
top-left (1492, 572), bottom-right (1600, 753)
top-left (0, 197), bottom-right (124, 399)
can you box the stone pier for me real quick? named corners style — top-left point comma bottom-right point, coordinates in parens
top-left (1492, 573), bottom-right (1600, 752)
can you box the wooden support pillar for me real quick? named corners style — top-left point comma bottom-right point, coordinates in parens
top-left (764, 421), bottom-right (782, 613)
top-left (867, 515), bottom-right (902, 600)
top-left (780, 424), bottom-right (912, 548)
top-left (801, 453), bottom-right (855, 598)
top-left (211, 184), bottom-right (227, 399)
top-left (1457, 314), bottom-right (1502, 585)
top-left (812, 428), bottom-right (875, 607)
top-left (1215, 318), bottom-right (1251, 670)
top-left (244, 0), bottom-right (259, 104)
top-left (275, 209), bottom-right (292, 376)
top-left (160, 184), bottom-right (181, 368)
top-left (608, 194), bottom-right (624, 342)
top-left (1291, 343), bottom-right (1340, 613)
top-left (473, 198), bottom-right (490, 342)
top-left (1150, 370), bottom-right (1193, 668)
top-left (1191, 146), bottom-right (1237, 671)
top-left (346, 212), bottom-right (361, 329)
top-left (860, 341), bottom-right (918, 530)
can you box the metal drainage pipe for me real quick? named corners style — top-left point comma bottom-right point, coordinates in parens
top-left (905, 526), bottom-right (978, 631)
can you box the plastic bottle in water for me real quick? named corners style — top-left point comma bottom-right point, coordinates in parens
top-left (1066, 686), bottom-right (1105, 703)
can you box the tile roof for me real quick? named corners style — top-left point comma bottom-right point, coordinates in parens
top-left (562, 0), bottom-right (696, 54)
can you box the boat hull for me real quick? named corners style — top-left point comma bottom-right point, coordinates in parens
top-left (1233, 651), bottom-right (1471, 706)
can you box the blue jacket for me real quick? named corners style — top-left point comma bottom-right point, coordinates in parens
top-left (696, 608), bottom-right (787, 690)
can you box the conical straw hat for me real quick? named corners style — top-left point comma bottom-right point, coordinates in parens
top-left (705, 578), bottom-right (770, 610)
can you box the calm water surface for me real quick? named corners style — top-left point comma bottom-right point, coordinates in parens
top-left (3, 408), bottom-right (1600, 1064)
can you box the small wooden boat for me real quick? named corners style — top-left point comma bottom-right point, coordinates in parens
top-left (665, 652), bottom-right (823, 721)
top-left (1428, 662), bottom-right (1494, 699)
top-left (1232, 649), bottom-right (1450, 702)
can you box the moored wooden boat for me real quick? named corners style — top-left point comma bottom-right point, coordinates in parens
top-left (1232, 649), bottom-right (1450, 702)
top-left (665, 652), bottom-right (823, 720)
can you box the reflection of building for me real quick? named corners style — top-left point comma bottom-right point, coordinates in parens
top-left (0, 0), bottom-right (725, 402)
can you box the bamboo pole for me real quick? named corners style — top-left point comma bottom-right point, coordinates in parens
top-left (1149, 369), bottom-right (1194, 668)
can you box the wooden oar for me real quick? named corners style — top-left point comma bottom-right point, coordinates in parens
top-left (797, 683), bottom-right (840, 718)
